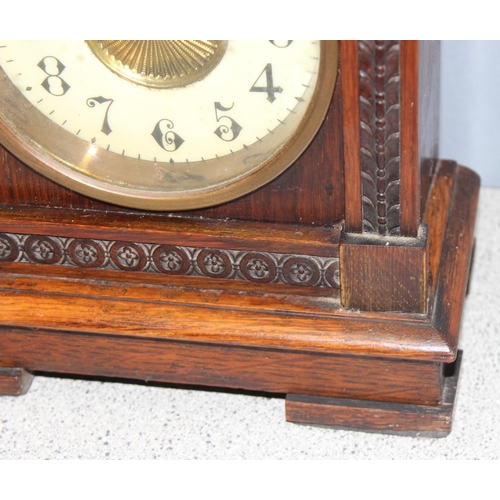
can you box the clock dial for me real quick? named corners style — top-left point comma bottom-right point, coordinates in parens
top-left (0, 40), bottom-right (338, 210)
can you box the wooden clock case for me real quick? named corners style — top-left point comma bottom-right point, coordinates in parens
top-left (0, 40), bottom-right (479, 436)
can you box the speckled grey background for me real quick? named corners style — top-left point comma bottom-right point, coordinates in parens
top-left (1, 187), bottom-right (499, 459)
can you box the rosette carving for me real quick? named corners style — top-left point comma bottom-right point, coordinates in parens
top-left (0, 233), bottom-right (340, 290)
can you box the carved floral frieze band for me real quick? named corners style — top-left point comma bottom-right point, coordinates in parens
top-left (0, 233), bottom-right (340, 289)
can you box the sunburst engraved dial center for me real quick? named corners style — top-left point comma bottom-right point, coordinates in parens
top-left (86, 40), bottom-right (228, 89)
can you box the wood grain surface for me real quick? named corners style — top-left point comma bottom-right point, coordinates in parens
top-left (400, 40), bottom-right (420, 236)
top-left (0, 206), bottom-right (341, 257)
top-left (285, 351), bottom-right (461, 436)
top-left (0, 367), bottom-right (34, 395)
top-left (431, 164), bottom-right (480, 349)
top-left (0, 327), bottom-right (443, 404)
top-left (340, 225), bottom-right (428, 313)
top-left (341, 40), bottom-right (362, 232)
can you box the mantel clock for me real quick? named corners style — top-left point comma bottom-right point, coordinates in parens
top-left (0, 40), bottom-right (479, 436)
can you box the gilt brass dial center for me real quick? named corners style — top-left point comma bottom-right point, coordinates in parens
top-left (86, 40), bottom-right (228, 89)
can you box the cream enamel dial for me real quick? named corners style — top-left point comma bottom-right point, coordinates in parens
top-left (0, 40), bottom-right (338, 210)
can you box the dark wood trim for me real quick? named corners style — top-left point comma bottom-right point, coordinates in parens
top-left (285, 351), bottom-right (461, 437)
top-left (423, 161), bottom-right (457, 300)
top-left (0, 276), bottom-right (447, 361)
top-left (400, 40), bottom-right (420, 236)
top-left (0, 367), bottom-right (34, 395)
top-left (0, 326), bottom-right (444, 405)
top-left (432, 164), bottom-right (480, 350)
top-left (341, 40), bottom-right (362, 232)
top-left (340, 224), bottom-right (428, 313)
top-left (0, 207), bottom-right (342, 257)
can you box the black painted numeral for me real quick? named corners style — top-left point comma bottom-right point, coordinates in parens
top-left (152, 119), bottom-right (184, 152)
top-left (38, 56), bottom-right (70, 96)
top-left (213, 102), bottom-right (242, 142)
top-left (269, 40), bottom-right (293, 48)
top-left (86, 96), bottom-right (114, 135)
top-left (249, 64), bottom-right (283, 103)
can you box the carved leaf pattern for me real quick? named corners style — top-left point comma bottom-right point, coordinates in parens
top-left (358, 40), bottom-right (401, 235)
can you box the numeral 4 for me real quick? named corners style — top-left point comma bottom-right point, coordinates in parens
top-left (250, 64), bottom-right (283, 103)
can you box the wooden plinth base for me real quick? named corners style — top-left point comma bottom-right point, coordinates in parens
top-left (286, 351), bottom-right (462, 437)
top-left (0, 367), bottom-right (34, 395)
top-left (0, 163), bottom-right (479, 436)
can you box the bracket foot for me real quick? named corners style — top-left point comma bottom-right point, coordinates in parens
top-left (286, 351), bottom-right (462, 437)
top-left (0, 367), bottom-right (34, 396)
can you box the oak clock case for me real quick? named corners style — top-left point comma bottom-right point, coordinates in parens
top-left (0, 40), bottom-right (480, 438)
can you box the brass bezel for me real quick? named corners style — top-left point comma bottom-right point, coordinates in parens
top-left (0, 41), bottom-right (338, 211)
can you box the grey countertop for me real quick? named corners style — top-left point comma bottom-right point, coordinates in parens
top-left (1, 187), bottom-right (499, 459)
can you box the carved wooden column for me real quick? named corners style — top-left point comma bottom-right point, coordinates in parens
top-left (340, 40), bottom-right (436, 313)
top-left (359, 40), bottom-right (402, 236)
